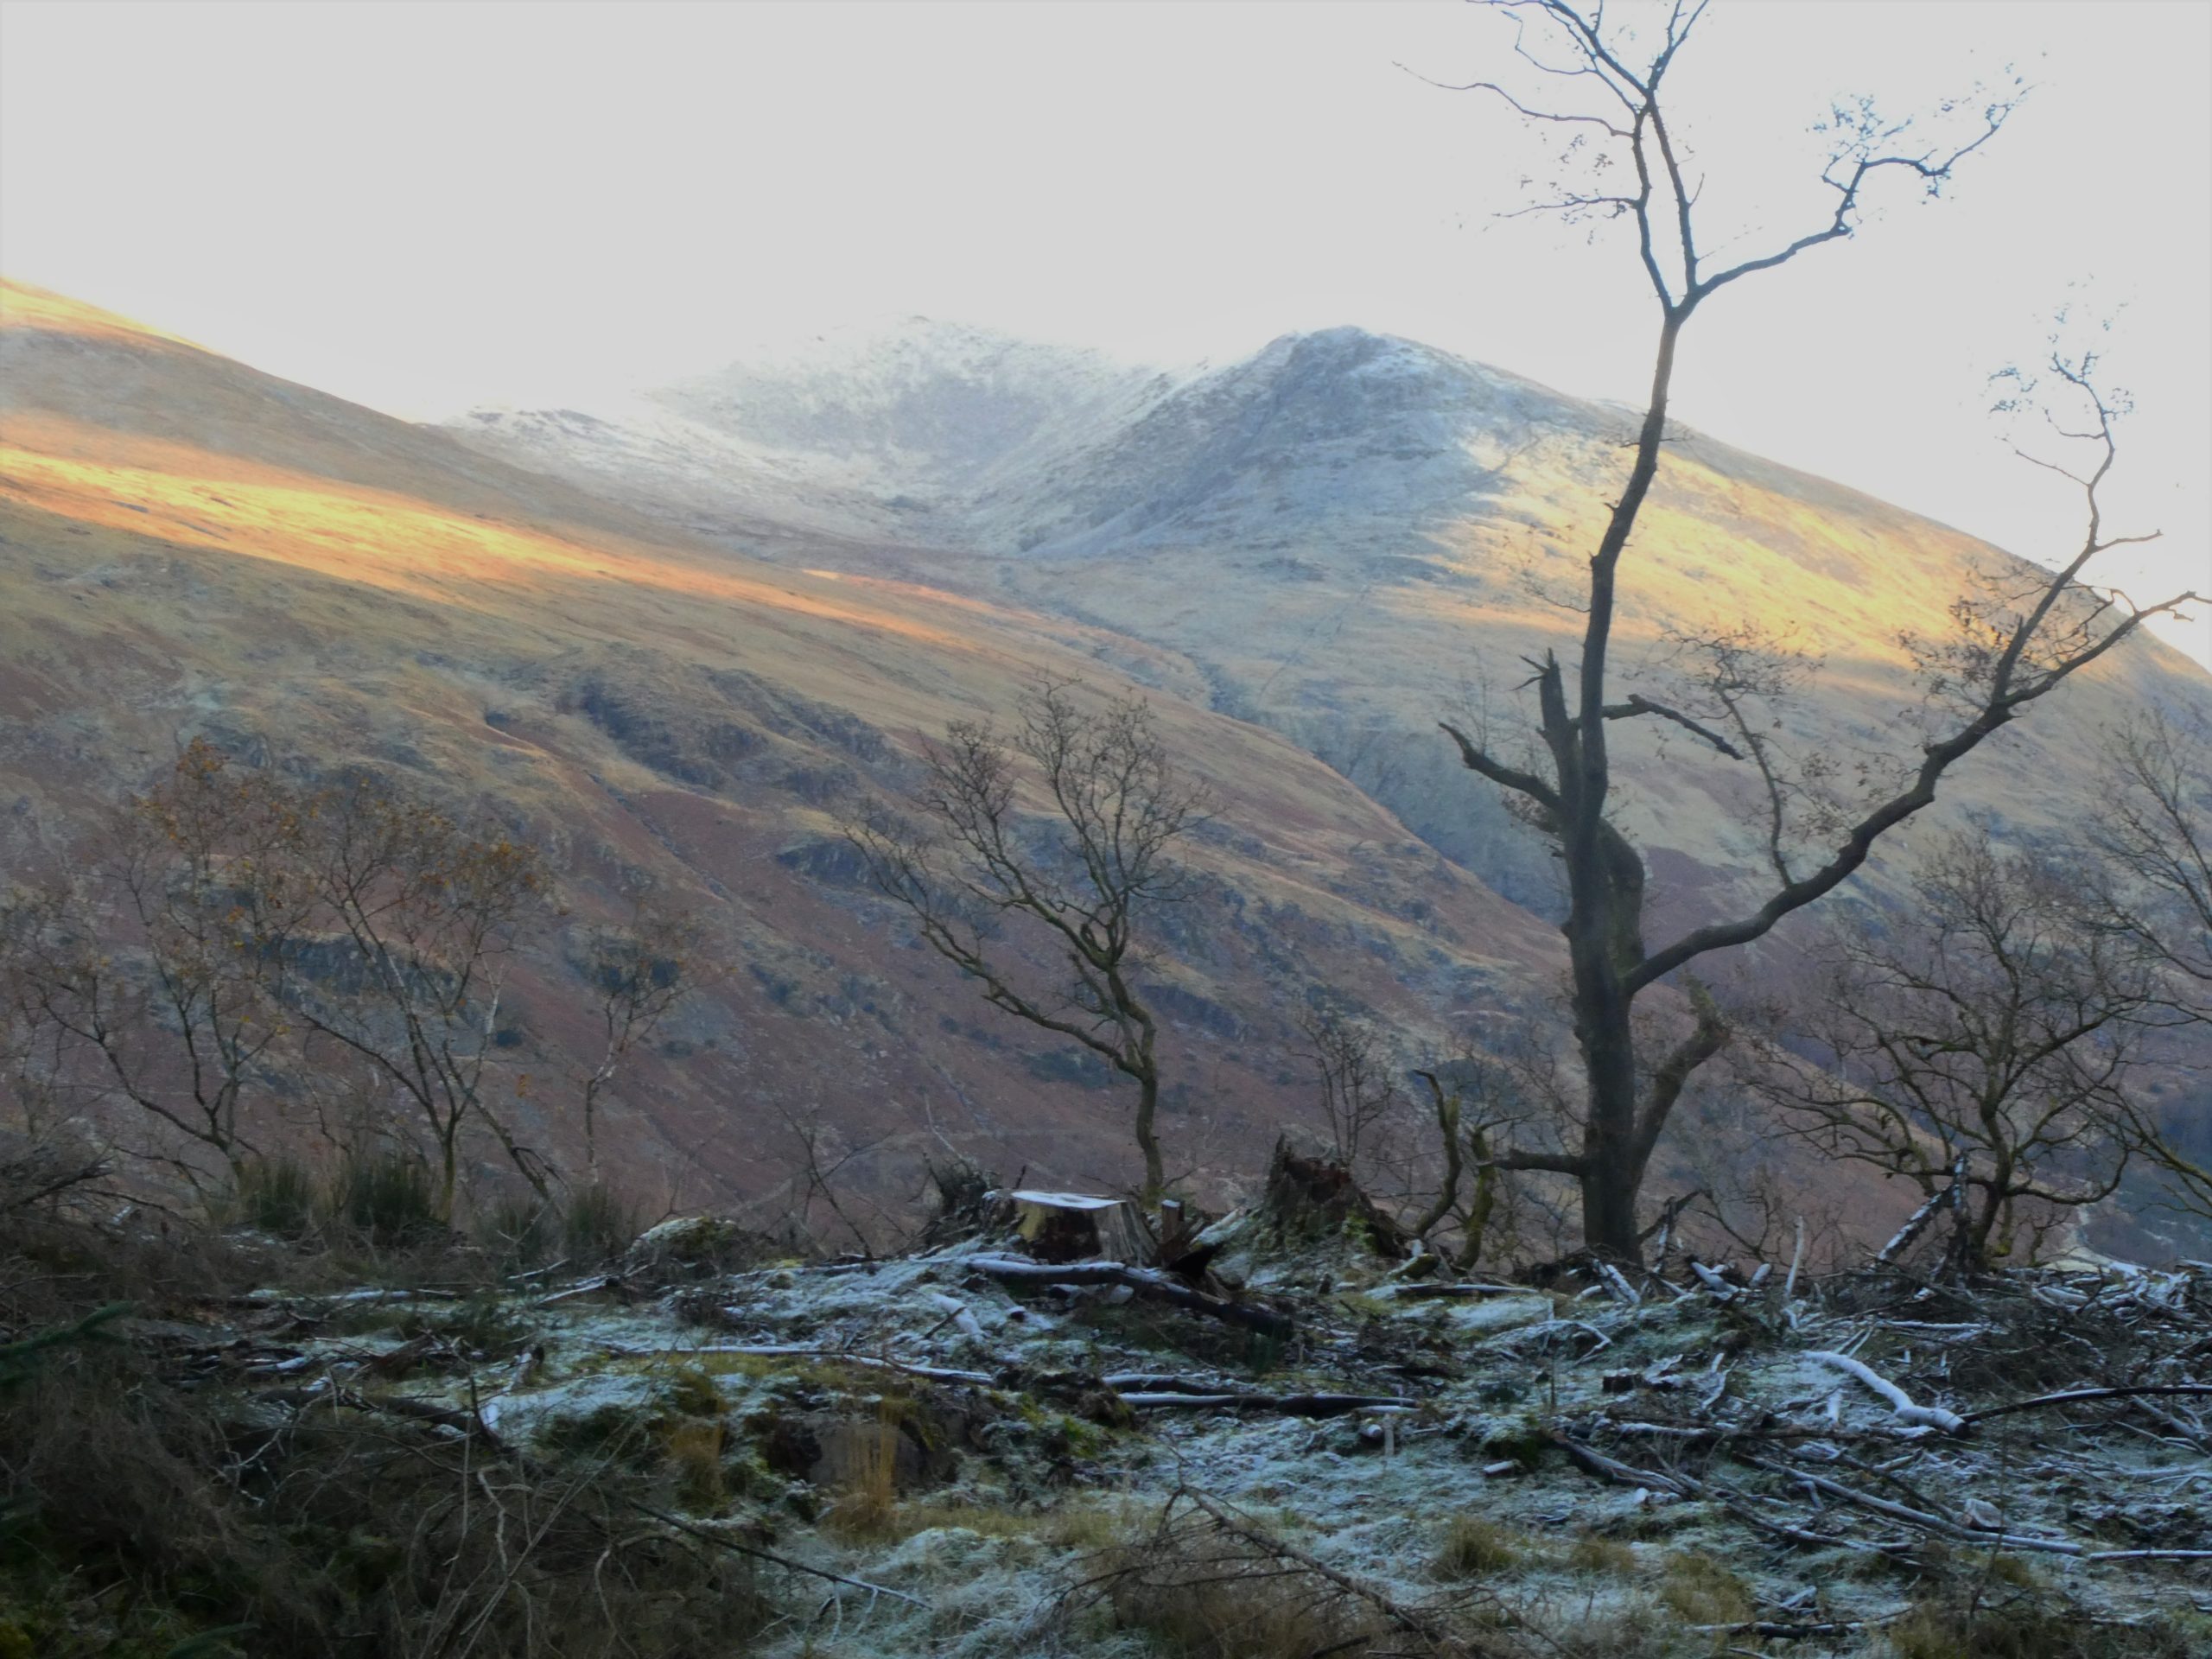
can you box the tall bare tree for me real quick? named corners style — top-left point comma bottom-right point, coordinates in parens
top-left (2086, 709), bottom-right (2212, 1215)
top-left (1433, 0), bottom-right (2198, 1258)
top-left (2093, 709), bottom-right (2212, 1025)
top-left (848, 679), bottom-right (1206, 1198)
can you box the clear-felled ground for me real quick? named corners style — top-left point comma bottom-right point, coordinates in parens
top-left (251, 1219), bottom-right (2212, 1659)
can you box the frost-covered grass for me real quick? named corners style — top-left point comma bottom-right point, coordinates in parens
top-left (13, 1201), bottom-right (2202, 1659)
top-left (231, 1237), bottom-right (2206, 1658)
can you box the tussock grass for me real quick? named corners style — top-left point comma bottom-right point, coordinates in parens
top-left (819, 1409), bottom-right (905, 1542)
top-left (560, 1180), bottom-right (640, 1266)
top-left (230, 1154), bottom-right (319, 1239)
top-left (1656, 1549), bottom-right (1752, 1625)
top-left (1436, 1514), bottom-right (1522, 1579)
top-left (327, 1149), bottom-right (441, 1248)
top-left (1564, 1534), bottom-right (1637, 1577)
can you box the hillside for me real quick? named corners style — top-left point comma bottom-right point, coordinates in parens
top-left (4, 280), bottom-right (2206, 1257)
top-left (0, 279), bottom-right (1573, 1219)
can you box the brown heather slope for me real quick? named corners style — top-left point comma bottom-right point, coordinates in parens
top-left (0, 279), bottom-right (1581, 1218)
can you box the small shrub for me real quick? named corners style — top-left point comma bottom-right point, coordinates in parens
top-left (561, 1182), bottom-right (640, 1267)
top-left (1436, 1514), bottom-right (1519, 1579)
top-left (230, 1155), bottom-right (318, 1239)
top-left (328, 1151), bottom-right (440, 1247)
top-left (475, 1189), bottom-right (556, 1268)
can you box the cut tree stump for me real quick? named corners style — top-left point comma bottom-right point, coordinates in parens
top-left (1259, 1140), bottom-right (1409, 1258)
top-left (1009, 1190), bottom-right (1150, 1264)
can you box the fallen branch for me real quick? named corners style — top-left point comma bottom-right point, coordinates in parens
top-left (965, 1254), bottom-right (1294, 1338)
top-left (1120, 1390), bottom-right (1415, 1418)
top-left (1737, 1454), bottom-right (2077, 1554)
top-left (1553, 1435), bottom-right (1699, 1497)
top-left (628, 1501), bottom-right (928, 1606)
top-left (1804, 1350), bottom-right (1967, 1434)
top-left (1874, 1164), bottom-right (1962, 1267)
top-left (1386, 1282), bottom-right (1526, 1300)
top-left (1960, 1383), bottom-right (2212, 1425)
top-left (664, 1343), bottom-right (995, 1386)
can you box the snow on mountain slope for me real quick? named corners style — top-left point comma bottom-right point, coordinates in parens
top-left (451, 318), bottom-right (1190, 550)
top-left (440, 315), bottom-right (2212, 937)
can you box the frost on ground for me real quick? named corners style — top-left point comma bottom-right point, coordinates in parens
top-left (209, 1217), bottom-right (2212, 1659)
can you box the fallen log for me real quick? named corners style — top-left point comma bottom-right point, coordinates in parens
top-left (965, 1255), bottom-right (1294, 1338)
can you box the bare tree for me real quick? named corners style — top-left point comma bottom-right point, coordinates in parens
top-left (1407, 1056), bottom-right (1529, 1270)
top-left (1432, 1), bottom-right (2197, 1258)
top-left (575, 889), bottom-right (702, 1176)
top-left (0, 747), bottom-right (308, 1187)
top-left (1748, 831), bottom-right (2160, 1273)
top-left (2093, 709), bottom-right (2212, 1024)
top-left (847, 679), bottom-right (1206, 1199)
top-left (256, 769), bottom-right (550, 1222)
top-left (2087, 709), bottom-right (2212, 1215)
top-left (1298, 999), bottom-right (1404, 1169)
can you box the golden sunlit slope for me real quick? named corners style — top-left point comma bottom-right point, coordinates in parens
top-left (0, 278), bottom-right (1572, 1211)
top-left (962, 340), bottom-right (2212, 947)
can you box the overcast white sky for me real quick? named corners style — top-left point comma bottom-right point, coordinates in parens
top-left (3, 0), bottom-right (2206, 664)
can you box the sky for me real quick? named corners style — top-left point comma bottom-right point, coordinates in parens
top-left (3, 0), bottom-right (2207, 664)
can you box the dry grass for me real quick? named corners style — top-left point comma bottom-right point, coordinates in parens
top-left (1436, 1515), bottom-right (1522, 1579)
top-left (1563, 1534), bottom-right (1637, 1578)
top-left (662, 1418), bottom-right (726, 1510)
top-left (818, 1408), bottom-right (905, 1542)
top-left (1656, 1549), bottom-right (1752, 1625)
top-left (0, 1209), bottom-right (776, 1657)
top-left (1883, 1595), bottom-right (2207, 1659)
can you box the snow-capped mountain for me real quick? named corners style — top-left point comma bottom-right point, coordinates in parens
top-left (444, 315), bottom-right (2212, 938)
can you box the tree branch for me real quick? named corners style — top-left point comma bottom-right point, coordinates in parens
top-left (1602, 693), bottom-right (1745, 760)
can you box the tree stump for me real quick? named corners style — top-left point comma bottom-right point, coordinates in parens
top-left (1259, 1140), bottom-right (1409, 1258)
top-left (1009, 1190), bottom-right (1149, 1263)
